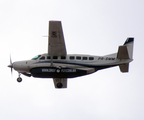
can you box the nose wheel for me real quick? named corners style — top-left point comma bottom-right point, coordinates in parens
top-left (17, 73), bottom-right (22, 82)
top-left (17, 77), bottom-right (22, 82)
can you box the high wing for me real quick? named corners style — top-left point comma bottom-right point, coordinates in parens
top-left (48, 21), bottom-right (67, 56)
top-left (53, 78), bottom-right (67, 88)
top-left (48, 21), bottom-right (67, 88)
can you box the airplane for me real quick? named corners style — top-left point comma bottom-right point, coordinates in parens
top-left (8, 21), bottom-right (134, 89)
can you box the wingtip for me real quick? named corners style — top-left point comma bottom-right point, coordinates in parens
top-left (49, 20), bottom-right (61, 22)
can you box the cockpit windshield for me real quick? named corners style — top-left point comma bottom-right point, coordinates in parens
top-left (31, 55), bottom-right (41, 60)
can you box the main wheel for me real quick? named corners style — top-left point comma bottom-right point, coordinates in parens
top-left (17, 77), bottom-right (22, 82)
top-left (57, 82), bottom-right (63, 88)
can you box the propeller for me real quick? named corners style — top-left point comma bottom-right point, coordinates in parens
top-left (42, 35), bottom-right (48, 37)
top-left (8, 55), bottom-right (13, 75)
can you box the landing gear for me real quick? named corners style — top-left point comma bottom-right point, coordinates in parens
top-left (17, 77), bottom-right (22, 82)
top-left (17, 73), bottom-right (22, 82)
top-left (57, 82), bottom-right (63, 88)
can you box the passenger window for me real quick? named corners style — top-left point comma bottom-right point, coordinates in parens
top-left (70, 56), bottom-right (75, 60)
top-left (89, 57), bottom-right (94, 60)
top-left (76, 56), bottom-right (81, 60)
top-left (61, 56), bottom-right (66, 59)
top-left (40, 56), bottom-right (45, 60)
top-left (83, 57), bottom-right (87, 60)
top-left (47, 56), bottom-right (51, 59)
top-left (53, 56), bottom-right (58, 59)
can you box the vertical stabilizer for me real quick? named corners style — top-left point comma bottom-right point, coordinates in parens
top-left (123, 38), bottom-right (134, 59)
top-left (117, 38), bottom-right (134, 72)
top-left (117, 38), bottom-right (134, 59)
top-left (117, 46), bottom-right (129, 59)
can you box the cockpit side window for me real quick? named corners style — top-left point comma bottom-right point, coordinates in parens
top-left (40, 56), bottom-right (45, 60)
top-left (31, 55), bottom-right (41, 60)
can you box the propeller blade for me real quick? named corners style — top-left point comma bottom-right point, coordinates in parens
top-left (42, 35), bottom-right (48, 37)
top-left (11, 67), bottom-right (13, 75)
top-left (8, 55), bottom-right (13, 76)
top-left (10, 55), bottom-right (12, 65)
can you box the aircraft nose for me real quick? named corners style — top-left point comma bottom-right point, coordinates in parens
top-left (12, 62), bottom-right (21, 71)
top-left (12, 61), bottom-right (29, 72)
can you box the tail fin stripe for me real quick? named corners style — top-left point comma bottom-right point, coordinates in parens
top-left (124, 38), bottom-right (134, 45)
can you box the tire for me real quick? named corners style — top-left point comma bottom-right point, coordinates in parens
top-left (57, 82), bottom-right (63, 88)
top-left (17, 77), bottom-right (22, 82)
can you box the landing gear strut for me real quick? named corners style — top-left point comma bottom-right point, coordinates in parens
top-left (17, 73), bottom-right (22, 82)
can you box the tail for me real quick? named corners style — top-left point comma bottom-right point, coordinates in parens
top-left (117, 38), bottom-right (134, 72)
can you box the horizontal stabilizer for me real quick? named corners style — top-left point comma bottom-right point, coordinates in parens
top-left (119, 63), bottom-right (129, 72)
top-left (117, 46), bottom-right (129, 59)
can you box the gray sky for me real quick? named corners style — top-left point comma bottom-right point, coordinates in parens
top-left (0, 0), bottom-right (144, 120)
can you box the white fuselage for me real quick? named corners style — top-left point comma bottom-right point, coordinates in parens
top-left (12, 53), bottom-right (132, 78)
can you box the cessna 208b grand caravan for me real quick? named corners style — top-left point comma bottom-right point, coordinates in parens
top-left (8, 21), bottom-right (134, 88)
